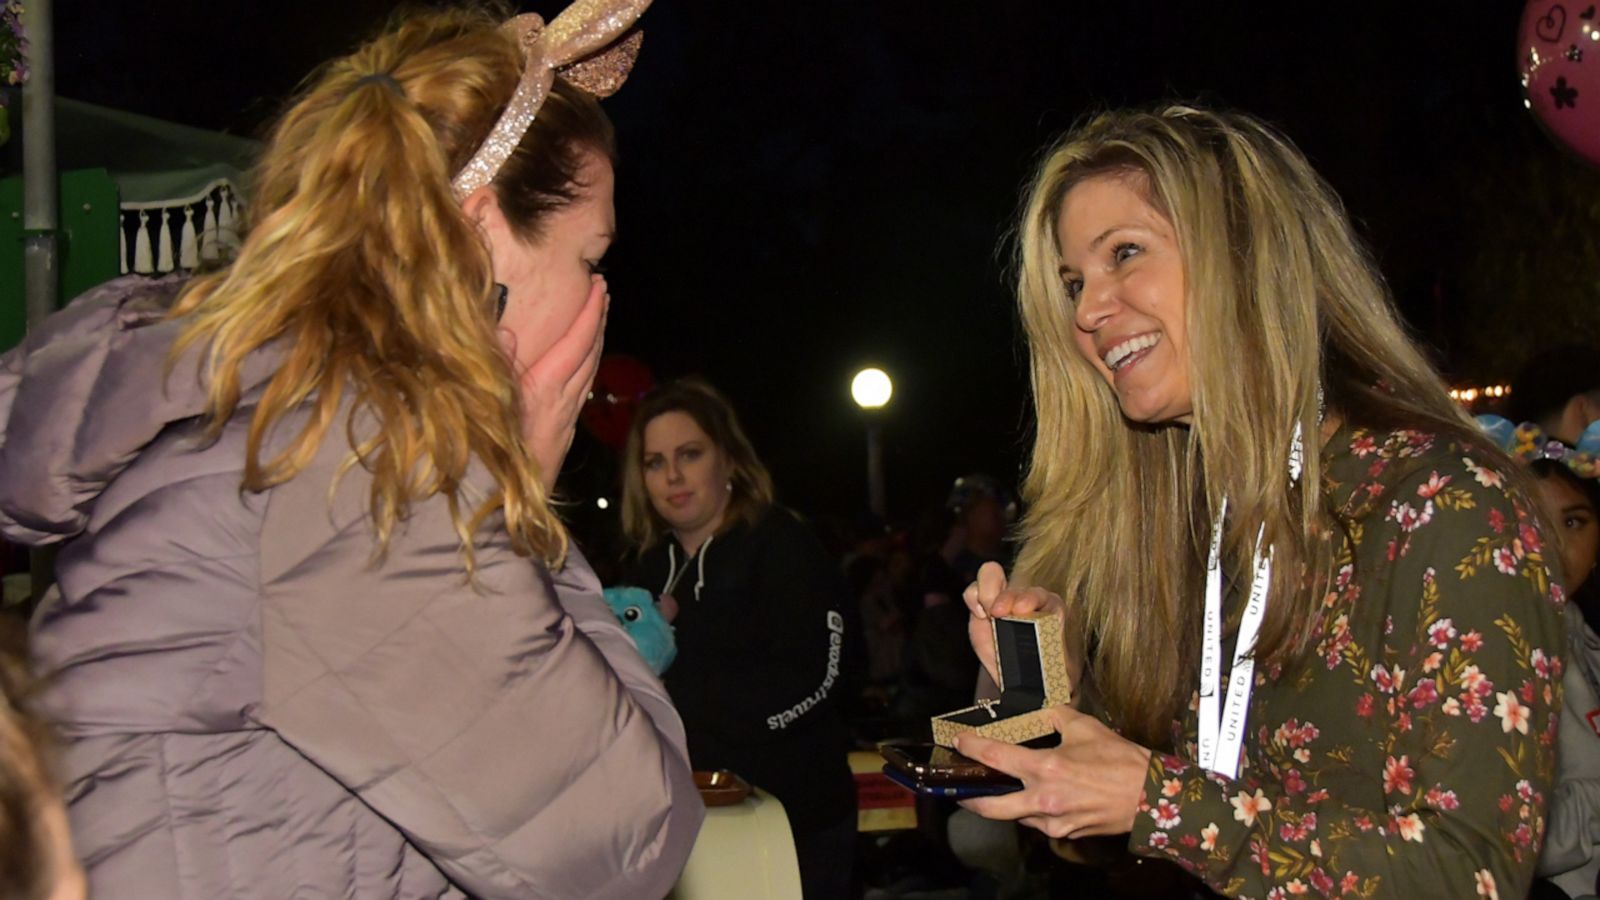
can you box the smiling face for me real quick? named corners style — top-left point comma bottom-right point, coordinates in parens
top-left (641, 410), bottom-right (733, 550)
top-left (1056, 172), bottom-right (1192, 425)
top-left (479, 151), bottom-right (616, 377)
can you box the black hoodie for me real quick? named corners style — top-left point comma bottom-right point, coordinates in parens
top-left (623, 507), bottom-right (855, 835)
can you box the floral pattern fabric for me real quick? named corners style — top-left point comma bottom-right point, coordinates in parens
top-left (1128, 426), bottom-right (1567, 899)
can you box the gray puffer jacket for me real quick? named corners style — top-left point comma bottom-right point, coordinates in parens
top-left (0, 276), bottom-right (704, 899)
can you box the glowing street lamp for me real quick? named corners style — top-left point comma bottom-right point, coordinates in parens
top-left (851, 367), bottom-right (893, 410)
top-left (851, 367), bottom-right (893, 517)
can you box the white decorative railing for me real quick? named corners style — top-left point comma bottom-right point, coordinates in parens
top-left (119, 179), bottom-right (245, 275)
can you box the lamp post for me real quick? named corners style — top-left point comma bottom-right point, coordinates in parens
top-left (850, 367), bottom-right (893, 518)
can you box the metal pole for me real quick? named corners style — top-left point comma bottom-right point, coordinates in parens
top-left (21, 0), bottom-right (56, 330)
top-left (866, 421), bottom-right (886, 518)
top-left (21, 0), bottom-right (57, 607)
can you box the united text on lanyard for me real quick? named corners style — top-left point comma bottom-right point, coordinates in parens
top-left (1196, 420), bottom-right (1305, 779)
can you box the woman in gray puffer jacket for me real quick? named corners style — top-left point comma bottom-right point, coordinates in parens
top-left (0, 4), bottom-right (703, 898)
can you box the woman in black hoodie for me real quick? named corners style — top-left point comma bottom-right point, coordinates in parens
top-left (619, 378), bottom-right (856, 899)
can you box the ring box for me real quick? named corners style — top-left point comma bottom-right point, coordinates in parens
top-left (931, 609), bottom-right (1072, 748)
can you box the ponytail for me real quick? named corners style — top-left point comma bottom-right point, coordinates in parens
top-left (170, 8), bottom-right (568, 568)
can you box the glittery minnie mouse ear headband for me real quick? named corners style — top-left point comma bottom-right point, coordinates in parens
top-left (452, 0), bottom-right (651, 201)
top-left (1477, 414), bottom-right (1600, 480)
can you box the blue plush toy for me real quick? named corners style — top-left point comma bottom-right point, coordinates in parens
top-left (602, 586), bottom-right (677, 675)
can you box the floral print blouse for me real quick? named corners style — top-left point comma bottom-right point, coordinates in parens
top-left (1128, 426), bottom-right (1567, 899)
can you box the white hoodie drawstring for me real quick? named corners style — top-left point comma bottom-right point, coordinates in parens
top-left (662, 544), bottom-right (680, 596)
top-left (691, 535), bottom-right (714, 602)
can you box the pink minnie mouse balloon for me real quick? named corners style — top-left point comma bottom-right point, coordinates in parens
top-left (1520, 1), bottom-right (1600, 165)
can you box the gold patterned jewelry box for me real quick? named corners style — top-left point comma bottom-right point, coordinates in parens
top-left (931, 609), bottom-right (1073, 748)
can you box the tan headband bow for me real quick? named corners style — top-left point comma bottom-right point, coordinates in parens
top-left (452, 0), bottom-right (652, 200)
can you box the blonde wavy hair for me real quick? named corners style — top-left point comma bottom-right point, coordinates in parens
top-left (620, 378), bottom-right (776, 552)
top-left (1012, 105), bottom-right (1484, 746)
top-left (169, 6), bottom-right (615, 570)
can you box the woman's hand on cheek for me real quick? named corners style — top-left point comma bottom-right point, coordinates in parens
top-left (501, 274), bottom-right (609, 491)
top-left (955, 705), bottom-right (1152, 839)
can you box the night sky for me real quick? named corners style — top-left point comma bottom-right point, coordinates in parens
top-left (53, 1), bottom-right (1563, 538)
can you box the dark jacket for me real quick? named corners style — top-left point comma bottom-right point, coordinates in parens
top-left (625, 508), bottom-right (855, 835)
top-left (1, 276), bottom-right (704, 899)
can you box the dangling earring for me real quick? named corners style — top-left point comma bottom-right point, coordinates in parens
top-left (494, 283), bottom-right (509, 321)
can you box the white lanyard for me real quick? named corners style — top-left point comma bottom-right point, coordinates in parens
top-left (1197, 420), bottom-right (1304, 780)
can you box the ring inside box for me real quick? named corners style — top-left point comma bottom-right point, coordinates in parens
top-left (931, 610), bottom-right (1071, 748)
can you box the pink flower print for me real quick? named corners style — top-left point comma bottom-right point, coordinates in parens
top-left (1520, 679), bottom-right (1536, 704)
top-left (1354, 813), bottom-right (1375, 832)
top-left (1152, 799), bottom-right (1181, 829)
top-left (1250, 835), bottom-right (1272, 875)
top-left (1284, 878), bottom-right (1310, 894)
top-left (1399, 430), bottom-right (1436, 454)
top-left (1309, 868), bottom-right (1336, 895)
top-left (1417, 471), bottom-right (1452, 498)
top-left (1147, 831), bottom-right (1169, 849)
top-left (1397, 711), bottom-right (1413, 733)
top-left (1443, 697), bottom-right (1462, 716)
top-left (1465, 694), bottom-right (1489, 723)
top-left (1352, 434), bottom-right (1378, 456)
top-left (1284, 769), bottom-right (1307, 795)
top-left (1428, 618), bottom-right (1458, 648)
top-left (1519, 522), bottom-right (1543, 555)
top-left (1494, 547), bottom-right (1520, 575)
top-left (1394, 811), bottom-right (1427, 842)
top-left (1465, 456), bottom-right (1505, 489)
top-left (1498, 794), bottom-right (1514, 813)
top-left (1513, 822), bottom-right (1534, 848)
top-left (1495, 692), bottom-right (1531, 734)
top-left (1388, 499), bottom-right (1435, 533)
top-left (1423, 651), bottom-right (1444, 673)
top-left (1517, 779), bottom-right (1535, 802)
top-left (1307, 789), bottom-right (1330, 804)
top-left (1179, 833), bottom-right (1199, 848)
top-left (1532, 649), bottom-right (1553, 679)
top-left (1335, 565), bottom-right (1354, 589)
top-left (1462, 630), bottom-right (1485, 652)
top-left (1460, 665), bottom-right (1489, 694)
top-left (1356, 693), bottom-right (1375, 717)
top-left (1426, 786), bottom-right (1461, 810)
top-left (1476, 868), bottom-right (1499, 899)
top-left (1268, 889), bottom-right (1288, 900)
top-left (1342, 872), bottom-right (1360, 894)
top-left (1273, 719), bottom-right (1320, 748)
top-left (1487, 506), bottom-right (1507, 534)
top-left (1231, 789), bottom-right (1272, 826)
top-left (1200, 821), bottom-right (1219, 851)
top-left (1408, 678), bottom-right (1440, 709)
top-left (1384, 755), bottom-right (1415, 795)
top-left (1372, 664), bottom-right (1404, 694)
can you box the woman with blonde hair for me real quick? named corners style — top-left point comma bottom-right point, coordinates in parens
top-left (619, 378), bottom-right (857, 900)
top-left (0, 3), bottom-right (702, 897)
top-left (956, 105), bottom-right (1565, 898)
